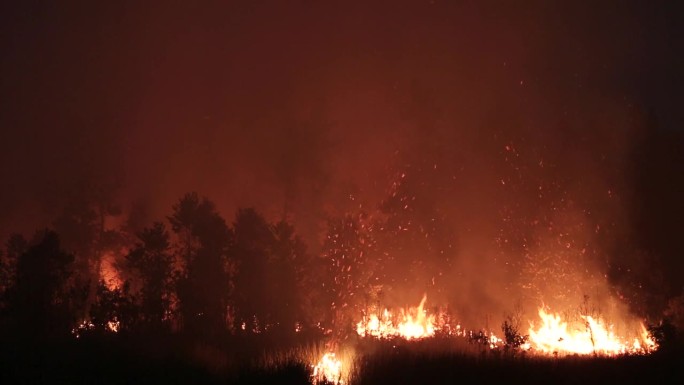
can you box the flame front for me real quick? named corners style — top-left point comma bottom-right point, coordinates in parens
top-left (356, 294), bottom-right (437, 340)
top-left (312, 352), bottom-right (343, 384)
top-left (528, 308), bottom-right (656, 355)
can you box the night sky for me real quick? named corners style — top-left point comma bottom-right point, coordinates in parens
top-left (1, 1), bottom-right (683, 304)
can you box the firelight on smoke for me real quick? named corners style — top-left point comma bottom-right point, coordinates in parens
top-left (100, 252), bottom-right (123, 291)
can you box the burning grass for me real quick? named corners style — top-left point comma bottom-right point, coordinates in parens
top-left (356, 295), bottom-right (440, 340)
top-left (528, 308), bottom-right (656, 356)
top-left (306, 294), bottom-right (660, 384)
top-left (0, 292), bottom-right (666, 385)
top-left (307, 334), bottom-right (674, 385)
top-left (0, 328), bottom-right (677, 385)
top-left (352, 295), bottom-right (656, 357)
top-left (54, 291), bottom-right (662, 385)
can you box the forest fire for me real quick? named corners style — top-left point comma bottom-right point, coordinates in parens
top-left (356, 295), bottom-right (438, 340)
top-left (528, 308), bottom-right (657, 356)
top-left (351, 293), bottom-right (658, 357)
top-left (312, 352), bottom-right (344, 384)
top-left (100, 252), bottom-right (123, 291)
top-left (1, 1), bottom-right (682, 384)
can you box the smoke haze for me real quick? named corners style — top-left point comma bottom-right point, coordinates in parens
top-left (1, 1), bottom-right (682, 321)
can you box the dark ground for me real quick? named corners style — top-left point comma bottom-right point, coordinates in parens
top-left (1, 334), bottom-right (682, 385)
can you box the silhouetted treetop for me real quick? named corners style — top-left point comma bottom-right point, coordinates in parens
top-left (232, 208), bottom-right (274, 331)
top-left (125, 222), bottom-right (175, 329)
top-left (8, 230), bottom-right (74, 336)
top-left (169, 192), bottom-right (231, 251)
top-left (170, 193), bottom-right (232, 337)
top-left (233, 208), bottom-right (273, 251)
top-left (1, 234), bottom-right (26, 297)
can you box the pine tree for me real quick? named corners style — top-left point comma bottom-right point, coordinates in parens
top-left (7, 230), bottom-right (74, 336)
top-left (170, 193), bottom-right (232, 337)
top-left (125, 222), bottom-right (175, 330)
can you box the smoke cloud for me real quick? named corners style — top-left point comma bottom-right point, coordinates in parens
top-left (1, 1), bottom-right (682, 321)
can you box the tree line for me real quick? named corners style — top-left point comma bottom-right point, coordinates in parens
top-left (0, 178), bottom-right (455, 341)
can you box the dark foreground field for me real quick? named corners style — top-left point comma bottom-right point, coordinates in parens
top-left (351, 349), bottom-right (684, 385)
top-left (1, 334), bottom-right (682, 385)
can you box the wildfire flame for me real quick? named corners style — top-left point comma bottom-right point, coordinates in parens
top-left (106, 319), bottom-right (120, 333)
top-left (353, 296), bottom-right (657, 357)
top-left (70, 317), bottom-right (120, 337)
top-left (100, 252), bottom-right (122, 291)
top-left (356, 294), bottom-right (438, 340)
top-left (528, 308), bottom-right (657, 356)
top-left (312, 352), bottom-right (343, 384)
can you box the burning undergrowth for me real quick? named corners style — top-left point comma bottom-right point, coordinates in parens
top-left (309, 292), bottom-right (657, 384)
top-left (302, 154), bottom-right (662, 384)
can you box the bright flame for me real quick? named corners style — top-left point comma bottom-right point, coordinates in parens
top-left (312, 352), bottom-right (343, 384)
top-left (106, 318), bottom-right (120, 333)
top-left (71, 320), bottom-right (95, 338)
top-left (528, 308), bottom-right (657, 356)
top-left (489, 332), bottom-right (503, 349)
top-left (100, 252), bottom-right (122, 290)
top-left (356, 294), bottom-right (438, 339)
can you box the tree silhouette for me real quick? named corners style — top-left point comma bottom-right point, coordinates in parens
top-left (53, 197), bottom-right (125, 323)
top-left (267, 219), bottom-right (309, 336)
top-left (231, 210), bottom-right (318, 336)
top-left (0, 234), bottom-right (27, 311)
top-left (89, 280), bottom-right (137, 334)
top-left (6, 230), bottom-right (74, 337)
top-left (232, 208), bottom-right (274, 332)
top-left (125, 222), bottom-right (175, 331)
top-left (170, 193), bottom-right (232, 337)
